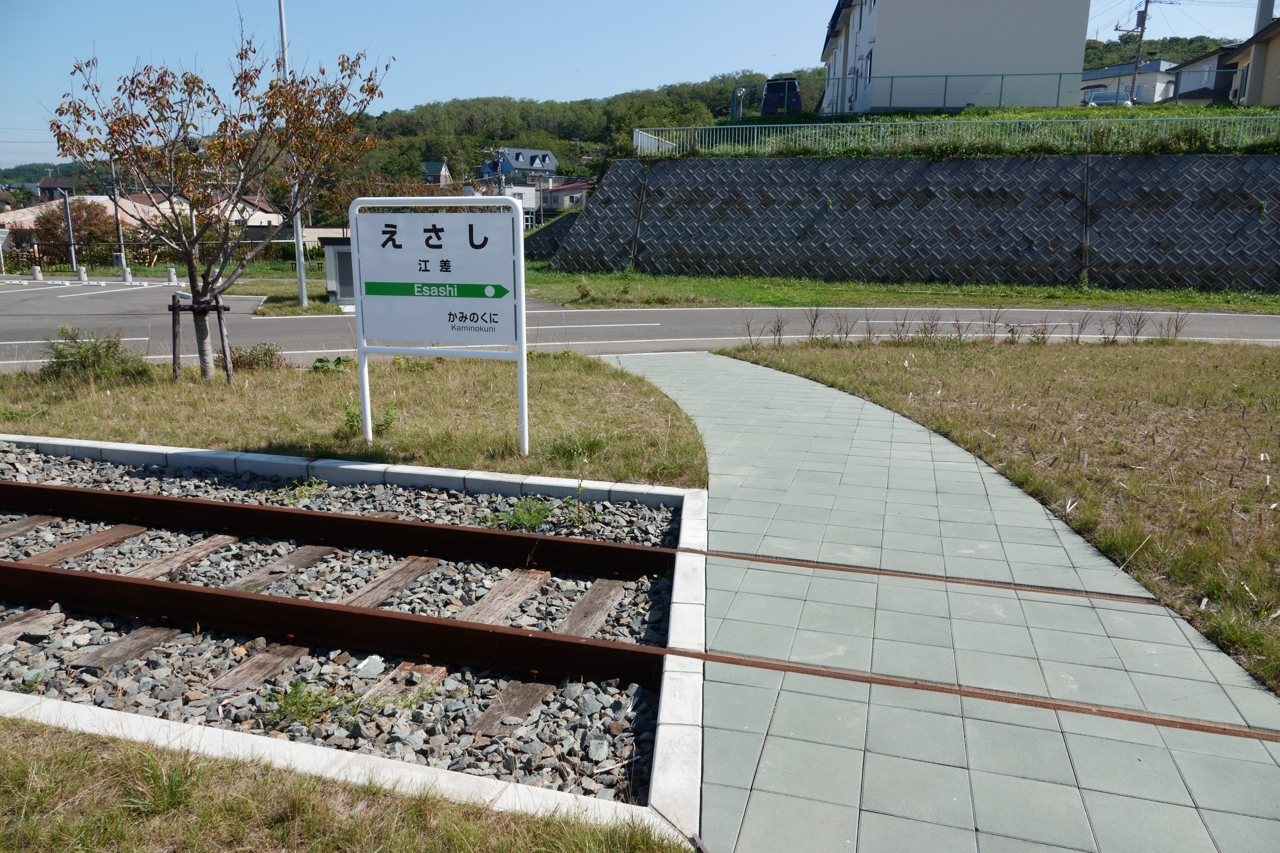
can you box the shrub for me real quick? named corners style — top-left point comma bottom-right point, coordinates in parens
top-left (40, 326), bottom-right (150, 381)
top-left (215, 341), bottom-right (287, 371)
top-left (313, 355), bottom-right (355, 373)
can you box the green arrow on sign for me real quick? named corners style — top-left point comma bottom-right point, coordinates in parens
top-left (365, 282), bottom-right (510, 299)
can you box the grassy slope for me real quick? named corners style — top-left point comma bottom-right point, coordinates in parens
top-left (0, 719), bottom-right (682, 853)
top-left (526, 264), bottom-right (1280, 313)
top-left (0, 353), bottom-right (707, 488)
top-left (730, 339), bottom-right (1280, 694)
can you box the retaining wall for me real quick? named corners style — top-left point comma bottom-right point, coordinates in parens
top-left (550, 156), bottom-right (1280, 290)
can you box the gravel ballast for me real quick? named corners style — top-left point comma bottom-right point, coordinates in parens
top-left (0, 604), bottom-right (657, 803)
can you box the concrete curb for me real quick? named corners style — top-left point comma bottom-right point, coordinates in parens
top-left (0, 432), bottom-right (707, 842)
top-left (0, 434), bottom-right (687, 509)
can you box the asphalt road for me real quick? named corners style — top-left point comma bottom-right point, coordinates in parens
top-left (3, 278), bottom-right (1280, 370)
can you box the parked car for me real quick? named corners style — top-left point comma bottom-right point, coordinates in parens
top-left (762, 77), bottom-right (803, 116)
top-left (1082, 90), bottom-right (1134, 107)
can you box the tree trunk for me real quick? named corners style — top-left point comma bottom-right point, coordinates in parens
top-left (191, 310), bottom-right (216, 380)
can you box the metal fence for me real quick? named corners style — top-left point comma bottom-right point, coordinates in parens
top-left (633, 115), bottom-right (1280, 157)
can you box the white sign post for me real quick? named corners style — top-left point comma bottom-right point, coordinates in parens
top-left (349, 196), bottom-right (529, 453)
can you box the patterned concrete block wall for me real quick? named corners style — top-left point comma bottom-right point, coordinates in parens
top-left (550, 156), bottom-right (1280, 290)
top-left (524, 212), bottom-right (581, 260)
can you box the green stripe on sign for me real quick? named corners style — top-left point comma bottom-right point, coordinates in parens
top-left (365, 282), bottom-right (510, 298)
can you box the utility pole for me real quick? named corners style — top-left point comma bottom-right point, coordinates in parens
top-left (1123, 0), bottom-right (1152, 104)
top-left (60, 189), bottom-right (77, 272)
top-left (109, 159), bottom-right (126, 269)
top-left (279, 0), bottom-right (308, 307)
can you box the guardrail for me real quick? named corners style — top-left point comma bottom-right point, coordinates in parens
top-left (633, 115), bottom-right (1280, 157)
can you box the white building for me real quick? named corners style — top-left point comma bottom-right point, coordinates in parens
top-left (1080, 59), bottom-right (1179, 104)
top-left (819, 0), bottom-right (1090, 114)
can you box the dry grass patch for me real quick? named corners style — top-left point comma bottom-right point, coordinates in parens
top-left (731, 339), bottom-right (1280, 693)
top-left (0, 718), bottom-right (683, 852)
top-left (0, 351), bottom-right (706, 488)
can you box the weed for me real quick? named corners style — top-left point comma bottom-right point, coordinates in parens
top-left (391, 355), bottom-right (437, 372)
top-left (267, 680), bottom-right (353, 726)
top-left (495, 496), bottom-right (554, 532)
top-left (334, 401), bottom-right (362, 440)
top-left (277, 477), bottom-right (329, 505)
top-left (803, 306), bottom-right (825, 339)
top-left (215, 342), bottom-right (287, 372)
top-left (40, 326), bottom-right (150, 382)
top-left (768, 312), bottom-right (790, 346)
top-left (313, 355), bottom-right (355, 373)
top-left (374, 401), bottom-right (398, 438)
top-left (576, 282), bottom-right (593, 301)
top-left (14, 671), bottom-right (45, 694)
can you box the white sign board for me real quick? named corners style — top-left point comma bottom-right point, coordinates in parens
top-left (349, 196), bottom-right (528, 452)
top-left (353, 211), bottom-right (518, 345)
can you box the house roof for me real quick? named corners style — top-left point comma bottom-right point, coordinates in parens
top-left (822, 0), bottom-right (855, 60)
top-left (1081, 59), bottom-right (1180, 81)
top-left (1224, 17), bottom-right (1280, 63)
top-left (546, 182), bottom-right (592, 194)
top-left (1169, 45), bottom-right (1242, 72)
top-left (422, 161), bottom-right (450, 175)
top-left (37, 177), bottom-right (76, 190)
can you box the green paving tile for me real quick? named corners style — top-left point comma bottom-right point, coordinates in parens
top-left (865, 704), bottom-right (967, 767)
top-left (882, 514), bottom-right (941, 536)
top-left (700, 783), bottom-right (751, 853)
top-left (964, 719), bottom-right (1074, 785)
top-left (707, 563), bottom-right (747, 592)
top-left (874, 610), bottom-right (954, 648)
top-left (712, 514), bottom-right (777, 534)
top-left (969, 771), bottom-right (1097, 852)
top-left (960, 696), bottom-right (1061, 732)
top-left (1041, 661), bottom-right (1143, 709)
top-left (997, 526), bottom-right (1065, 546)
top-left (954, 649), bottom-right (1048, 695)
top-left (712, 532), bottom-right (766, 554)
top-left (879, 549), bottom-right (946, 575)
top-left (1110, 638), bottom-right (1213, 681)
top-left (780, 671), bottom-right (871, 702)
top-left (1020, 601), bottom-right (1108, 636)
top-left (716, 499), bottom-right (779, 519)
top-left (938, 521), bottom-right (999, 540)
top-left (1128, 672), bottom-right (1245, 725)
top-left (767, 691), bottom-right (867, 746)
top-left (975, 833), bottom-right (1090, 853)
top-left (773, 503), bottom-right (832, 524)
top-left (799, 601), bottom-right (876, 638)
top-left (941, 538), bottom-right (1007, 562)
top-left (724, 591), bottom-right (806, 628)
top-left (759, 535), bottom-right (824, 561)
top-left (827, 509), bottom-right (888, 530)
top-left (881, 531), bottom-right (944, 555)
top-left (705, 661), bottom-right (784, 689)
top-left (704, 682), bottom-right (780, 734)
top-left (860, 752), bottom-right (974, 829)
top-left (871, 638), bottom-right (957, 683)
top-left (937, 506), bottom-right (998, 524)
top-left (876, 581), bottom-right (951, 617)
top-left (703, 728), bottom-right (768, 788)
top-left (1064, 734), bottom-right (1194, 806)
top-left (1029, 628), bottom-right (1123, 669)
top-left (1096, 610), bottom-right (1189, 647)
top-left (789, 630), bottom-right (873, 672)
top-left (951, 620), bottom-right (1036, 657)
top-left (1081, 790), bottom-right (1217, 853)
top-left (822, 525), bottom-right (884, 547)
top-left (1198, 809), bottom-right (1280, 853)
top-left (735, 790), bottom-right (859, 852)
top-left (711, 620), bottom-right (796, 660)
top-left (1157, 726), bottom-right (1276, 764)
top-left (944, 556), bottom-right (1017, 583)
top-left (736, 569), bottom-right (812, 599)
top-left (948, 591), bottom-right (1025, 625)
top-left (1222, 684), bottom-right (1280, 729)
top-left (1002, 542), bottom-right (1075, 567)
top-left (764, 518), bottom-right (829, 541)
top-left (808, 575), bottom-right (879, 608)
top-left (707, 588), bottom-right (734, 620)
top-left (751, 737), bottom-right (864, 807)
top-left (817, 542), bottom-right (883, 567)
top-left (1056, 711), bottom-right (1164, 747)
top-left (856, 812), bottom-right (977, 853)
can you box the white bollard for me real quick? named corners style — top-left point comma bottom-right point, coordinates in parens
top-left (123, 267), bottom-right (132, 283)
top-left (167, 267), bottom-right (177, 285)
top-left (32, 266), bottom-right (42, 281)
top-left (77, 267), bottom-right (88, 282)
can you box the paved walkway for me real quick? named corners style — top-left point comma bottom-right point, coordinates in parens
top-left (614, 353), bottom-right (1280, 853)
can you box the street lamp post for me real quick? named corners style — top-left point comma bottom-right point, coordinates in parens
top-left (279, 0), bottom-right (308, 308)
top-left (60, 189), bottom-right (77, 272)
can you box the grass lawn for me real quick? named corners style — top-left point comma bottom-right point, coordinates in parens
top-left (729, 338), bottom-right (1280, 694)
top-left (0, 719), bottom-right (682, 853)
top-left (223, 277), bottom-right (344, 316)
top-left (0, 352), bottom-right (707, 489)
top-left (526, 264), bottom-right (1280, 314)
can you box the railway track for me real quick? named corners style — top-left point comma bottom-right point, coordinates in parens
top-left (0, 480), bottom-right (681, 803)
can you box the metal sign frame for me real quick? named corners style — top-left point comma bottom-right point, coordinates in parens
top-left (348, 196), bottom-right (528, 454)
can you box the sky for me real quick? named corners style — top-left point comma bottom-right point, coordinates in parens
top-left (0, 0), bottom-right (1268, 169)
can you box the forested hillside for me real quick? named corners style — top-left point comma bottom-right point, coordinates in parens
top-left (1083, 34), bottom-right (1240, 69)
